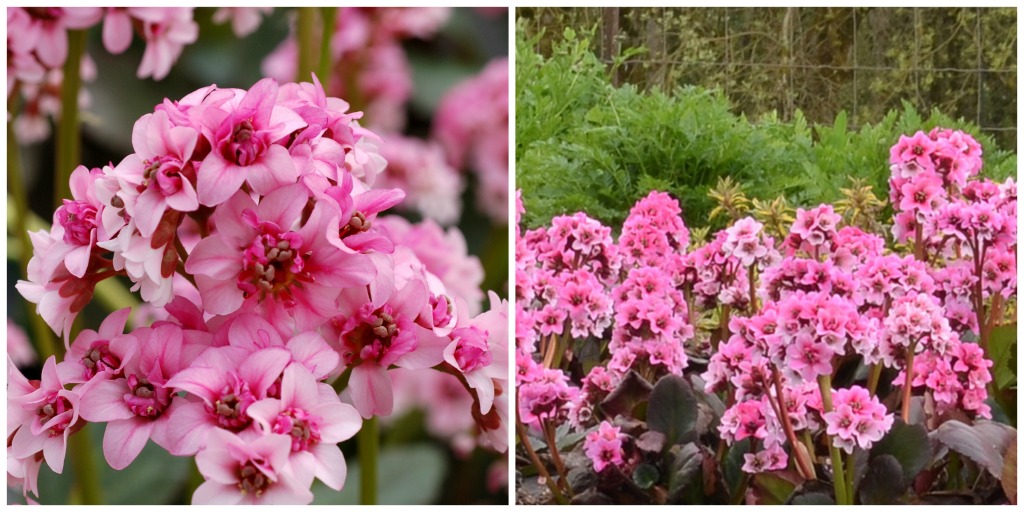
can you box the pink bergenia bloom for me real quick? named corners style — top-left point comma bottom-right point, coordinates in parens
top-left (101, 8), bottom-right (132, 54)
top-left (212, 7), bottom-right (272, 37)
top-left (8, 356), bottom-right (81, 474)
top-left (15, 229), bottom-right (97, 339)
top-left (890, 131), bottom-right (936, 171)
top-left (185, 184), bottom-right (375, 329)
top-left (248, 364), bottom-right (362, 491)
top-left (112, 109), bottom-right (199, 237)
top-left (443, 292), bottom-right (508, 415)
top-left (584, 421), bottom-right (624, 472)
top-left (196, 78), bottom-right (306, 206)
top-left (376, 134), bottom-right (464, 225)
top-left (898, 174), bottom-right (945, 217)
top-left (7, 320), bottom-right (36, 368)
top-left (331, 278), bottom-right (449, 418)
top-left (216, 314), bottom-right (341, 380)
top-left (63, 307), bottom-right (131, 383)
top-left (18, 7), bottom-right (103, 68)
top-left (78, 322), bottom-right (208, 469)
top-left (131, 8), bottom-right (198, 80)
top-left (163, 346), bottom-right (291, 455)
top-left (822, 386), bottom-right (893, 453)
top-left (193, 429), bottom-right (313, 505)
top-left (48, 166), bottom-right (106, 278)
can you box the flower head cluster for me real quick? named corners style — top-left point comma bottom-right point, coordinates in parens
top-left (822, 386), bottom-right (893, 454)
top-left (11, 76), bottom-right (506, 504)
top-left (583, 421), bottom-right (625, 473)
top-left (618, 191), bottom-right (690, 269)
top-left (609, 266), bottom-right (694, 376)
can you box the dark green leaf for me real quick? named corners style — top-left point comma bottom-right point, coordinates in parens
top-left (858, 454), bottom-right (905, 505)
top-left (667, 442), bottom-right (702, 499)
top-left (870, 419), bottom-right (931, 481)
top-left (752, 473), bottom-right (796, 505)
top-left (790, 492), bottom-right (835, 505)
top-left (632, 463), bottom-right (660, 490)
top-left (647, 374), bottom-right (698, 447)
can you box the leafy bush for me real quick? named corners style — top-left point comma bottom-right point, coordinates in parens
top-left (516, 24), bottom-right (1017, 232)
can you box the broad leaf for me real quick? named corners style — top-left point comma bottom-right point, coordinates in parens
top-left (869, 419), bottom-right (931, 482)
top-left (858, 454), bottom-right (905, 504)
top-left (647, 374), bottom-right (698, 447)
top-left (932, 420), bottom-right (1016, 479)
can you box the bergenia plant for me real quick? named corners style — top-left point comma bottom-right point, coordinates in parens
top-left (515, 129), bottom-right (1016, 505)
top-left (9, 74), bottom-right (508, 505)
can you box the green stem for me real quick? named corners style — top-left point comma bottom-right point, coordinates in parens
top-left (866, 363), bottom-right (882, 396)
top-left (8, 119), bottom-right (59, 360)
top-left (845, 450), bottom-right (856, 504)
top-left (55, 29), bottom-right (86, 210)
top-left (296, 8), bottom-right (318, 82)
top-left (68, 424), bottom-right (103, 504)
top-left (358, 416), bottom-right (378, 505)
top-left (902, 341), bottom-right (917, 423)
top-left (818, 374), bottom-right (848, 506)
top-left (317, 7), bottom-right (337, 86)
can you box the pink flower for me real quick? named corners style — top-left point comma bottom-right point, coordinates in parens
top-left (331, 278), bottom-right (449, 418)
top-left (196, 78), bottom-right (305, 206)
top-left (584, 421), bottom-right (624, 472)
top-left (442, 293), bottom-right (508, 414)
top-left (247, 364), bottom-right (361, 491)
top-left (192, 429), bottom-right (313, 505)
top-left (185, 184), bottom-right (375, 329)
top-left (111, 109), bottom-right (199, 237)
top-left (8, 356), bottom-right (81, 474)
top-left (163, 346), bottom-right (291, 455)
top-left (78, 322), bottom-right (207, 469)
top-left (130, 8), bottom-right (198, 80)
top-left (823, 386), bottom-right (893, 453)
top-left (101, 8), bottom-right (132, 54)
top-left (211, 7), bottom-right (272, 37)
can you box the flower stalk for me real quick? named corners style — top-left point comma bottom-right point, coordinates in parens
top-left (55, 29), bottom-right (86, 210)
top-left (817, 374), bottom-right (849, 505)
top-left (358, 415), bottom-right (378, 505)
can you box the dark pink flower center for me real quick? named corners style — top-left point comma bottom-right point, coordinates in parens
top-left (57, 199), bottom-right (97, 246)
top-left (451, 326), bottom-right (492, 373)
top-left (141, 156), bottom-right (191, 197)
top-left (272, 407), bottom-right (321, 452)
top-left (429, 294), bottom-right (453, 328)
top-left (124, 374), bottom-right (171, 418)
top-left (80, 340), bottom-right (120, 380)
top-left (238, 225), bottom-right (308, 304)
top-left (211, 380), bottom-right (256, 430)
top-left (37, 394), bottom-right (73, 437)
top-left (340, 304), bottom-right (417, 366)
top-left (237, 461), bottom-right (270, 497)
top-left (224, 119), bottom-right (265, 166)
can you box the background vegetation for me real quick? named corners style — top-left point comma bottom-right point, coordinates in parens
top-left (516, 12), bottom-right (1017, 232)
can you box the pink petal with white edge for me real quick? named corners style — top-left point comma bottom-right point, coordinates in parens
top-left (197, 155), bottom-right (247, 207)
top-left (42, 435), bottom-right (68, 474)
top-left (465, 370), bottom-right (495, 414)
top-left (349, 363), bottom-right (393, 419)
top-left (63, 244), bottom-right (92, 278)
top-left (103, 417), bottom-right (156, 470)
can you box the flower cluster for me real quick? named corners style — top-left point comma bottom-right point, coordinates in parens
top-left (516, 128), bottom-right (1009, 485)
top-left (583, 421), bottom-right (625, 473)
top-left (264, 8), bottom-right (509, 225)
top-left (10, 76), bottom-right (506, 504)
top-left (8, 7), bottom-right (208, 142)
top-left (822, 386), bottom-right (893, 454)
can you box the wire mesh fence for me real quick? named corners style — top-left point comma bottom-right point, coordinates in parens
top-left (520, 7), bottom-right (1017, 151)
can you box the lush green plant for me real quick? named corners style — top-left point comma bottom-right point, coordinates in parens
top-left (516, 24), bottom-right (1017, 232)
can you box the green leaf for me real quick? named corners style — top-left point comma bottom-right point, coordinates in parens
top-left (312, 443), bottom-right (448, 505)
top-left (100, 439), bottom-right (190, 504)
top-left (990, 324), bottom-right (1017, 389)
top-left (858, 454), bottom-right (905, 505)
top-left (752, 473), bottom-right (796, 505)
top-left (869, 419), bottom-right (931, 482)
top-left (666, 442), bottom-right (702, 500)
top-left (632, 463), bottom-right (660, 490)
top-left (647, 374), bottom-right (698, 447)
top-left (790, 492), bottom-right (835, 505)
